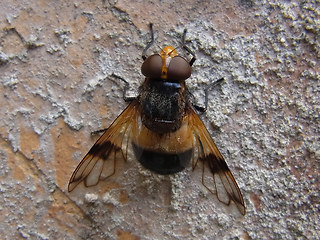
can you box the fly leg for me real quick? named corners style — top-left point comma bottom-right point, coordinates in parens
top-left (192, 78), bottom-right (224, 113)
top-left (182, 29), bottom-right (196, 66)
top-left (142, 23), bottom-right (155, 60)
top-left (110, 73), bottom-right (136, 102)
top-left (91, 73), bottom-right (136, 135)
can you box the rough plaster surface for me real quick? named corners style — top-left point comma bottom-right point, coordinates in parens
top-left (0, 0), bottom-right (319, 239)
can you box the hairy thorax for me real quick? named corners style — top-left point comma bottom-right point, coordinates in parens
top-left (138, 79), bottom-right (187, 133)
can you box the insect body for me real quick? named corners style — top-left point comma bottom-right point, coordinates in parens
top-left (68, 24), bottom-right (245, 215)
top-left (133, 46), bottom-right (193, 175)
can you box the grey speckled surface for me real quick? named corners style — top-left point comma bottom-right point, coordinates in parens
top-left (0, 0), bottom-right (319, 239)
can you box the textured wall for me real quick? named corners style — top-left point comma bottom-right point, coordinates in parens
top-left (0, 0), bottom-right (319, 239)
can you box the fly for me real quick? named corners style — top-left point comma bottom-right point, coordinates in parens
top-left (68, 24), bottom-right (245, 215)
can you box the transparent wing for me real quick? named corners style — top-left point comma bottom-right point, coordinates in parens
top-left (188, 107), bottom-right (245, 215)
top-left (68, 100), bottom-right (140, 192)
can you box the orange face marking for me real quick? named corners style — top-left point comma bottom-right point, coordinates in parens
top-left (160, 46), bottom-right (178, 79)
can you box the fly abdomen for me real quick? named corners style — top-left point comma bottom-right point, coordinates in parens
top-left (132, 142), bottom-right (192, 174)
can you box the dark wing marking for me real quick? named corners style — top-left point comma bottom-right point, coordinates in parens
top-left (68, 100), bottom-right (140, 192)
top-left (187, 107), bottom-right (245, 215)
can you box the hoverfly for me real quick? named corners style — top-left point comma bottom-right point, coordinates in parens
top-left (68, 24), bottom-right (245, 215)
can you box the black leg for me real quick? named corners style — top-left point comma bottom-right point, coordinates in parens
top-left (91, 73), bottom-right (135, 136)
top-left (142, 23), bottom-right (155, 60)
top-left (91, 128), bottom-right (108, 135)
top-left (182, 29), bottom-right (196, 66)
top-left (110, 73), bottom-right (136, 102)
top-left (193, 78), bottom-right (224, 113)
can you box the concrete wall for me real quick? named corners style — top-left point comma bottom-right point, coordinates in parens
top-left (0, 0), bottom-right (319, 239)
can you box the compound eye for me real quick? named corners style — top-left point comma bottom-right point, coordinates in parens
top-left (141, 54), bottom-right (162, 78)
top-left (167, 56), bottom-right (192, 81)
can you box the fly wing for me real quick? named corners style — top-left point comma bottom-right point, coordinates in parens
top-left (187, 107), bottom-right (245, 215)
top-left (68, 100), bottom-right (140, 192)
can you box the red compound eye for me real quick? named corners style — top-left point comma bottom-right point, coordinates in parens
top-left (141, 54), bottom-right (162, 78)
